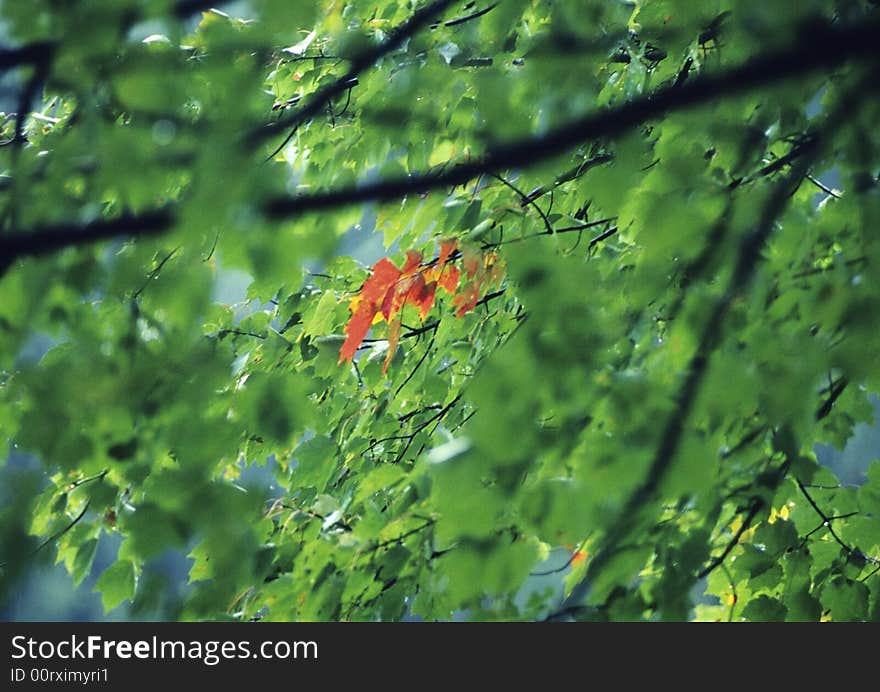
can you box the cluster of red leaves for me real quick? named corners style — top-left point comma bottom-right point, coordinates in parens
top-left (339, 239), bottom-right (503, 372)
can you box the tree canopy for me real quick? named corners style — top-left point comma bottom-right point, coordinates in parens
top-left (2, 0), bottom-right (880, 621)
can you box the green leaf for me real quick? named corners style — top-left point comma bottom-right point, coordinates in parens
top-left (821, 577), bottom-right (869, 622)
top-left (72, 539), bottom-right (99, 588)
top-left (741, 596), bottom-right (788, 622)
top-left (94, 560), bottom-right (137, 612)
top-left (304, 291), bottom-right (340, 337)
top-left (291, 436), bottom-right (338, 490)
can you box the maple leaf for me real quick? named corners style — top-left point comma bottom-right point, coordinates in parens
top-left (452, 282), bottom-right (480, 317)
top-left (383, 316), bottom-right (402, 374)
top-left (407, 272), bottom-right (437, 321)
top-left (380, 250), bottom-right (424, 321)
top-left (426, 239), bottom-right (460, 295)
top-left (339, 239), bottom-right (504, 367)
top-left (437, 239), bottom-right (457, 266)
top-left (339, 257), bottom-right (401, 362)
top-left (461, 246), bottom-right (481, 278)
top-left (401, 249), bottom-right (422, 274)
top-left (438, 265), bottom-right (460, 294)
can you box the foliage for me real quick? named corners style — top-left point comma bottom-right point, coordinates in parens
top-left (1, 0), bottom-right (880, 622)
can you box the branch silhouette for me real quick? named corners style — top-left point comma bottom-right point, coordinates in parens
top-left (551, 73), bottom-right (868, 620)
top-left (2, 18), bottom-right (879, 274)
top-left (263, 18), bottom-right (880, 217)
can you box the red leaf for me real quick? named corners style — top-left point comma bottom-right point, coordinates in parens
top-left (461, 247), bottom-right (481, 278)
top-left (408, 273), bottom-right (437, 320)
top-left (383, 317), bottom-right (402, 374)
top-left (401, 250), bottom-right (422, 275)
top-left (340, 301), bottom-right (377, 363)
top-left (339, 257), bottom-right (401, 362)
top-left (340, 243), bottom-right (504, 367)
top-left (452, 282), bottom-right (480, 317)
top-left (361, 257), bottom-right (402, 305)
top-left (438, 238), bottom-right (458, 265)
top-left (379, 280), bottom-right (399, 321)
top-left (438, 264), bottom-right (460, 294)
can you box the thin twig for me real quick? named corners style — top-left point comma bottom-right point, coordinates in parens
top-left (697, 500), bottom-right (763, 579)
top-left (256, 0), bottom-right (457, 158)
top-left (490, 172), bottom-right (554, 236)
top-left (435, 2), bottom-right (498, 29)
top-left (5, 20), bottom-right (880, 270)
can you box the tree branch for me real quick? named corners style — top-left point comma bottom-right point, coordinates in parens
top-left (554, 95), bottom-right (842, 616)
top-left (3, 18), bottom-right (879, 273)
top-left (0, 209), bottom-right (173, 274)
top-left (435, 3), bottom-right (498, 29)
top-left (795, 478), bottom-right (853, 554)
top-left (816, 377), bottom-right (848, 421)
top-left (519, 153), bottom-right (614, 207)
top-left (490, 172), bottom-right (554, 236)
top-left (0, 42), bottom-right (55, 72)
top-left (263, 18), bottom-right (880, 218)
top-left (697, 499), bottom-right (764, 580)
top-left (173, 0), bottom-right (236, 19)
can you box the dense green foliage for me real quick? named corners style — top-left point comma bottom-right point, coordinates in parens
top-left (1, 0), bottom-right (880, 621)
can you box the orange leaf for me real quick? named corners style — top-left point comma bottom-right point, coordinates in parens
top-left (383, 317), bottom-right (402, 374)
top-left (357, 257), bottom-right (402, 309)
top-left (339, 257), bottom-right (401, 362)
top-left (340, 302), bottom-right (377, 362)
top-left (340, 244), bottom-right (503, 367)
top-left (379, 280), bottom-right (400, 321)
top-left (452, 282), bottom-right (480, 317)
top-left (461, 247), bottom-right (481, 278)
top-left (438, 238), bottom-right (458, 265)
top-left (408, 274), bottom-right (437, 321)
top-left (380, 275), bottom-right (415, 321)
top-left (438, 264), bottom-right (460, 294)
top-left (401, 250), bottom-right (422, 275)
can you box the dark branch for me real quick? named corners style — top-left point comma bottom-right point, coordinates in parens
top-left (795, 478), bottom-right (853, 554)
top-left (556, 101), bottom-right (837, 615)
top-left (483, 218), bottom-right (617, 248)
top-left (0, 209), bottom-right (173, 273)
top-left (34, 501), bottom-right (91, 557)
top-left (806, 174), bottom-right (841, 199)
top-left (475, 288), bottom-right (505, 307)
top-left (4, 18), bottom-right (879, 272)
top-left (216, 328), bottom-right (266, 340)
top-left (556, 217), bottom-right (617, 234)
top-left (745, 138), bottom-right (816, 182)
top-left (264, 18), bottom-right (880, 219)
top-left (173, 0), bottom-right (236, 19)
top-left (697, 499), bottom-right (764, 580)
top-left (0, 42), bottom-right (55, 72)
top-left (398, 404), bottom-right (443, 422)
top-left (67, 470), bottom-right (109, 490)
top-left (395, 331), bottom-right (436, 396)
top-left (490, 172), bottom-right (554, 236)
top-left (519, 154), bottom-right (614, 207)
top-left (374, 519), bottom-right (435, 549)
top-left (531, 548), bottom-right (583, 577)
top-left (133, 247), bottom-right (179, 300)
top-left (815, 377), bottom-right (847, 421)
top-left (589, 225), bottom-right (619, 248)
top-left (435, 2), bottom-right (499, 29)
